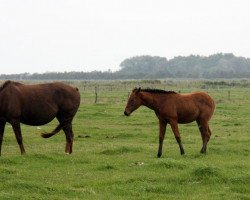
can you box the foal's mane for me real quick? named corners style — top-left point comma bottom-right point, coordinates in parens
top-left (134, 88), bottom-right (176, 94)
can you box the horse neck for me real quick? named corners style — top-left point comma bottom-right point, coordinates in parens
top-left (140, 92), bottom-right (159, 111)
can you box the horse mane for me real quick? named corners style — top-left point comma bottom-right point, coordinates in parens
top-left (0, 80), bottom-right (23, 92)
top-left (133, 87), bottom-right (176, 94)
top-left (0, 80), bottom-right (12, 91)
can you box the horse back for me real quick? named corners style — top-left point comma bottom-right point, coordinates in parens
top-left (0, 81), bottom-right (80, 125)
top-left (163, 92), bottom-right (215, 123)
top-left (12, 82), bottom-right (80, 107)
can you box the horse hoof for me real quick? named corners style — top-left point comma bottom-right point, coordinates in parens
top-left (200, 150), bottom-right (206, 154)
top-left (157, 153), bottom-right (162, 158)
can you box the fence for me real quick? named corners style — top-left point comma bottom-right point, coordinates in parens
top-left (1, 79), bottom-right (248, 104)
top-left (74, 81), bottom-right (249, 104)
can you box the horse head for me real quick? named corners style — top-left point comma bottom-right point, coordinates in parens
top-left (124, 87), bottom-right (142, 116)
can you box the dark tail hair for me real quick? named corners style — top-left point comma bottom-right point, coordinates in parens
top-left (41, 123), bottom-right (62, 138)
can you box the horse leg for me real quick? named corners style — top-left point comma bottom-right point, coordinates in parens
top-left (10, 120), bottom-right (25, 155)
top-left (197, 119), bottom-right (210, 154)
top-left (196, 120), bottom-right (205, 153)
top-left (157, 120), bottom-right (167, 158)
top-left (56, 113), bottom-right (74, 154)
top-left (169, 120), bottom-right (185, 155)
top-left (208, 126), bottom-right (212, 137)
top-left (0, 121), bottom-right (6, 156)
top-left (204, 125), bottom-right (212, 152)
top-left (62, 123), bottom-right (74, 154)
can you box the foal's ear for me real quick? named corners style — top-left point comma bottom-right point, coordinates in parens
top-left (133, 87), bottom-right (141, 93)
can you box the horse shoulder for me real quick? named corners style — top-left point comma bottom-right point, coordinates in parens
top-left (156, 95), bottom-right (178, 119)
top-left (0, 83), bottom-right (23, 117)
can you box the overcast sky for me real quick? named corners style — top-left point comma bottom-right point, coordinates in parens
top-left (0, 0), bottom-right (250, 74)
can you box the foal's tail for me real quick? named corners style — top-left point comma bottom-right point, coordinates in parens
top-left (41, 124), bottom-right (63, 138)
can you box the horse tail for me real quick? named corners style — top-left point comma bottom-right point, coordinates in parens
top-left (41, 123), bottom-right (62, 138)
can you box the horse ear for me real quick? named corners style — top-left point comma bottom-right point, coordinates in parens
top-left (133, 87), bottom-right (141, 93)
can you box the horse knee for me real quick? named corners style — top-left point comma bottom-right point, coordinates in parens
top-left (15, 134), bottom-right (23, 143)
top-left (66, 133), bottom-right (74, 142)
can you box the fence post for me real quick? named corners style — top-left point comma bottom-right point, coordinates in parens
top-left (228, 90), bottom-right (230, 100)
top-left (95, 86), bottom-right (98, 103)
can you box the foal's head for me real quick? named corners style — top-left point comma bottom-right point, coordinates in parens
top-left (124, 88), bottom-right (142, 116)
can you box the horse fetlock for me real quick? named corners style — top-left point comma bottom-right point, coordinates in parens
top-left (21, 151), bottom-right (26, 155)
top-left (200, 148), bottom-right (206, 154)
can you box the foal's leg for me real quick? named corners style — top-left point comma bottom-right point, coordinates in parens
top-left (157, 120), bottom-right (167, 158)
top-left (0, 121), bottom-right (6, 156)
top-left (196, 120), bottom-right (205, 152)
top-left (10, 120), bottom-right (25, 155)
top-left (62, 123), bottom-right (74, 154)
top-left (169, 120), bottom-right (185, 155)
top-left (208, 126), bottom-right (212, 137)
top-left (197, 119), bottom-right (210, 154)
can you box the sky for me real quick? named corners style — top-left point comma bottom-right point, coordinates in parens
top-left (0, 0), bottom-right (250, 74)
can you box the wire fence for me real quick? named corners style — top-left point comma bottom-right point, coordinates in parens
top-left (71, 80), bottom-right (250, 104)
top-left (1, 79), bottom-right (249, 104)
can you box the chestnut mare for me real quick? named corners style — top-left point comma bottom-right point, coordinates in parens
top-left (124, 88), bottom-right (215, 157)
top-left (0, 80), bottom-right (80, 156)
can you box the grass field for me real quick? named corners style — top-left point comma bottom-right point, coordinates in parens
top-left (0, 80), bottom-right (249, 199)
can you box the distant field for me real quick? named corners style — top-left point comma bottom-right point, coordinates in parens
top-left (0, 80), bottom-right (249, 199)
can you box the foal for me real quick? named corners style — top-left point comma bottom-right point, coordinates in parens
top-left (124, 88), bottom-right (215, 157)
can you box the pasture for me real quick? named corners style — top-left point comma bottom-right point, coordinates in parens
top-left (0, 80), bottom-right (249, 199)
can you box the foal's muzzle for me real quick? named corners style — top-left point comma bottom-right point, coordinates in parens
top-left (124, 111), bottom-right (130, 116)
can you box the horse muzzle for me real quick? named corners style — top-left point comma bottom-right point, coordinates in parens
top-left (124, 111), bottom-right (130, 116)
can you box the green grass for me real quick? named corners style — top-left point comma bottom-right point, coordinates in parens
top-left (0, 81), bottom-right (249, 199)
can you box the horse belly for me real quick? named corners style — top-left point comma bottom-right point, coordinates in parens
top-left (177, 107), bottom-right (199, 124)
top-left (20, 113), bottom-right (56, 126)
top-left (20, 106), bottom-right (57, 126)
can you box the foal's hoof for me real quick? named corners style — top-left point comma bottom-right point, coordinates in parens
top-left (157, 153), bottom-right (162, 158)
top-left (200, 149), bottom-right (206, 154)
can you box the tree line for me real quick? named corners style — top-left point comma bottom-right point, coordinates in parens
top-left (1, 53), bottom-right (250, 80)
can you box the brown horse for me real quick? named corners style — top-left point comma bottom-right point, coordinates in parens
top-left (0, 80), bottom-right (80, 156)
top-left (124, 88), bottom-right (215, 157)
